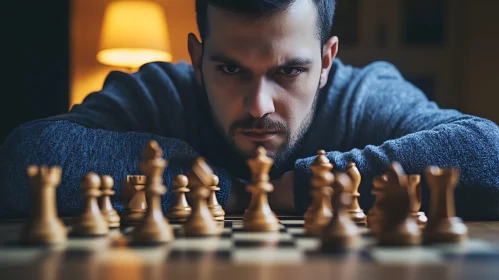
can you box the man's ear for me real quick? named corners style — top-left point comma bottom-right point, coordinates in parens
top-left (319, 36), bottom-right (339, 89)
top-left (188, 33), bottom-right (203, 85)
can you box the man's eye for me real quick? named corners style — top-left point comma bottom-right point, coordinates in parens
top-left (219, 65), bottom-right (241, 74)
top-left (279, 67), bottom-right (303, 76)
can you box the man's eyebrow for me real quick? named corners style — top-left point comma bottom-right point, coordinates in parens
top-left (278, 58), bottom-right (314, 68)
top-left (208, 54), bottom-right (314, 68)
top-left (209, 54), bottom-right (242, 65)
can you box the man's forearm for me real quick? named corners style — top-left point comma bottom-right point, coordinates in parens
top-left (294, 118), bottom-right (499, 220)
top-left (0, 120), bottom-right (232, 219)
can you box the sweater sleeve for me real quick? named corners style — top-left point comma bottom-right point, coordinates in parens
top-left (294, 62), bottom-right (499, 220)
top-left (0, 62), bottom-right (231, 219)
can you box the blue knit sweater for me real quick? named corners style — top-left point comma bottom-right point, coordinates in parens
top-left (1, 59), bottom-right (498, 220)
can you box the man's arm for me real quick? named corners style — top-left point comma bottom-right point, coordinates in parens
top-left (293, 61), bottom-right (499, 220)
top-left (0, 62), bottom-right (231, 219)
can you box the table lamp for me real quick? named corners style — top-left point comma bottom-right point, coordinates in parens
top-left (96, 1), bottom-right (172, 71)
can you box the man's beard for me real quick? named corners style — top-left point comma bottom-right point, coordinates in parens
top-left (201, 76), bottom-right (320, 169)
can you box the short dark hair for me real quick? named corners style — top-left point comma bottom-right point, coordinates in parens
top-left (195, 0), bottom-right (337, 46)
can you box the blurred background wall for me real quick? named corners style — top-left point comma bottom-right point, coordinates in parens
top-left (2, 0), bottom-right (498, 144)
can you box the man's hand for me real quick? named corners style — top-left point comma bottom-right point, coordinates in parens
top-left (269, 171), bottom-right (296, 214)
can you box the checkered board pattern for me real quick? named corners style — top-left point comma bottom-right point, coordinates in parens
top-left (152, 217), bottom-right (499, 264)
top-left (1, 218), bottom-right (499, 265)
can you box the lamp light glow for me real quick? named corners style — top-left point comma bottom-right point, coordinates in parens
top-left (97, 1), bottom-right (172, 69)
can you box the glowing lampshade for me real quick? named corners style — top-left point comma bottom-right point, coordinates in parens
top-left (97, 1), bottom-right (172, 69)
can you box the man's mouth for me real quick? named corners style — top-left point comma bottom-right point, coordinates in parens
top-left (238, 130), bottom-right (279, 141)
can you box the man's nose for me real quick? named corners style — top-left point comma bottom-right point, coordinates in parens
top-left (243, 78), bottom-right (275, 118)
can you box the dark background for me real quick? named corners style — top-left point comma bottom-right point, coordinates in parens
top-left (2, 0), bottom-right (70, 142)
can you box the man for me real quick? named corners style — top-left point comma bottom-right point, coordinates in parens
top-left (0, 0), bottom-right (498, 220)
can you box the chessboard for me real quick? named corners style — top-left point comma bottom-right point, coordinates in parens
top-left (2, 140), bottom-right (499, 280)
top-left (0, 217), bottom-right (499, 280)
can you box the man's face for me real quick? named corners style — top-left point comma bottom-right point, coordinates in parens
top-left (200, 0), bottom-right (325, 160)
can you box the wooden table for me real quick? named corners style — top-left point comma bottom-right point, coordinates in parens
top-left (1, 218), bottom-right (498, 280)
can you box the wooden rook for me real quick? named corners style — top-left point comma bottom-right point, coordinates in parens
top-left (423, 166), bottom-right (468, 243)
top-left (131, 140), bottom-right (174, 244)
top-left (321, 171), bottom-right (360, 250)
top-left (166, 174), bottom-right (192, 223)
top-left (121, 175), bottom-right (147, 226)
top-left (345, 162), bottom-right (367, 225)
top-left (99, 175), bottom-right (120, 228)
top-left (19, 165), bottom-right (67, 245)
top-left (183, 157), bottom-right (220, 236)
top-left (208, 174), bottom-right (225, 221)
top-left (377, 162), bottom-right (421, 246)
top-left (72, 172), bottom-right (109, 236)
top-left (304, 150), bottom-right (334, 235)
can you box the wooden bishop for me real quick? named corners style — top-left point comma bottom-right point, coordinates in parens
top-left (242, 146), bottom-right (280, 232)
top-left (406, 174), bottom-right (427, 227)
top-left (345, 162), bottom-right (367, 225)
top-left (131, 140), bottom-right (174, 243)
top-left (183, 157), bottom-right (220, 236)
top-left (304, 150), bottom-right (334, 235)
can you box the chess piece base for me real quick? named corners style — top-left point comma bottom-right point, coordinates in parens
top-left (304, 209), bottom-right (333, 236)
top-left (321, 234), bottom-right (360, 251)
top-left (209, 205), bottom-right (225, 221)
top-left (183, 210), bottom-right (220, 236)
top-left (102, 210), bottom-right (121, 228)
top-left (121, 210), bottom-right (146, 226)
top-left (132, 218), bottom-right (174, 243)
top-left (378, 219), bottom-right (421, 246)
top-left (20, 219), bottom-right (67, 245)
top-left (413, 211), bottom-right (428, 227)
top-left (166, 207), bottom-right (192, 223)
top-left (321, 215), bottom-right (360, 248)
top-left (423, 217), bottom-right (468, 244)
top-left (243, 209), bottom-right (280, 232)
top-left (183, 220), bottom-right (220, 236)
top-left (72, 214), bottom-right (109, 236)
top-left (349, 208), bottom-right (367, 225)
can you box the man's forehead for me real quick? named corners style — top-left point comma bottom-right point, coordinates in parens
top-left (203, 0), bottom-right (320, 65)
top-left (205, 0), bottom-right (319, 43)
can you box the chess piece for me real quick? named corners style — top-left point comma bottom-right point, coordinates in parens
top-left (243, 146), bottom-right (280, 232)
top-left (19, 165), bottom-right (67, 245)
top-left (99, 175), bottom-right (120, 228)
top-left (304, 150), bottom-right (334, 235)
top-left (131, 140), bottom-right (174, 243)
top-left (321, 171), bottom-right (360, 250)
top-left (345, 162), bottom-right (366, 225)
top-left (366, 173), bottom-right (387, 236)
top-left (72, 172), bottom-right (109, 236)
top-left (208, 174), bottom-right (225, 221)
top-left (406, 174), bottom-right (427, 227)
top-left (423, 166), bottom-right (468, 243)
top-left (166, 174), bottom-right (192, 223)
top-left (377, 162), bottom-right (421, 246)
top-left (121, 175), bottom-right (147, 226)
top-left (183, 157), bottom-right (220, 236)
